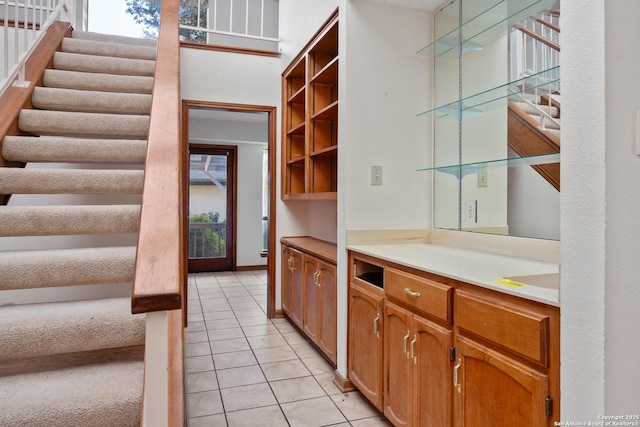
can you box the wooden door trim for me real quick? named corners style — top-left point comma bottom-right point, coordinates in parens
top-left (181, 100), bottom-right (277, 317)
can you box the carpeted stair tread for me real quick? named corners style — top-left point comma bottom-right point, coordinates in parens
top-left (0, 168), bottom-right (144, 194)
top-left (32, 87), bottom-right (152, 115)
top-left (532, 115), bottom-right (561, 130)
top-left (0, 204), bottom-right (140, 236)
top-left (0, 297), bottom-right (145, 359)
top-left (62, 37), bottom-right (156, 61)
top-left (512, 101), bottom-right (559, 118)
top-left (0, 246), bottom-right (136, 290)
top-left (2, 136), bottom-right (147, 163)
top-left (72, 29), bottom-right (157, 48)
top-left (18, 109), bottom-right (149, 139)
top-left (0, 360), bottom-right (143, 427)
top-left (53, 51), bottom-right (155, 76)
top-left (43, 69), bottom-right (153, 94)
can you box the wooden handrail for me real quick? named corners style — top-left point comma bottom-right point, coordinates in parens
top-left (514, 24), bottom-right (560, 52)
top-left (132, 0), bottom-right (183, 314)
top-left (535, 17), bottom-right (560, 34)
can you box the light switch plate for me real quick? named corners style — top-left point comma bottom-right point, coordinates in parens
top-left (371, 166), bottom-right (382, 185)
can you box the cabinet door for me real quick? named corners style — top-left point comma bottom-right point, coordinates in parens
top-left (317, 259), bottom-right (337, 364)
top-left (303, 256), bottom-right (320, 342)
top-left (281, 246), bottom-right (294, 316)
top-left (384, 301), bottom-right (412, 427)
top-left (289, 248), bottom-right (304, 329)
top-left (348, 284), bottom-right (384, 410)
top-left (413, 316), bottom-right (453, 427)
top-left (454, 336), bottom-right (549, 427)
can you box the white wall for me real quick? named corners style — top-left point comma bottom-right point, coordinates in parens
top-left (181, 48), bottom-right (280, 268)
top-left (562, 0), bottom-right (640, 418)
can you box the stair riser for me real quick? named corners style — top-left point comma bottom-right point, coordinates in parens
top-left (62, 37), bottom-right (156, 61)
top-left (0, 247), bottom-right (136, 291)
top-left (53, 52), bottom-right (155, 77)
top-left (2, 136), bottom-right (147, 164)
top-left (0, 169), bottom-right (144, 194)
top-left (43, 69), bottom-right (154, 94)
top-left (0, 205), bottom-right (140, 237)
top-left (19, 110), bottom-right (149, 139)
top-left (32, 87), bottom-right (152, 115)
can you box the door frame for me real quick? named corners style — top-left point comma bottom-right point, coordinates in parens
top-left (181, 100), bottom-right (277, 318)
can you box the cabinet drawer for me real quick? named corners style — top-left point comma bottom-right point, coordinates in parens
top-left (385, 267), bottom-right (452, 324)
top-left (455, 289), bottom-right (550, 366)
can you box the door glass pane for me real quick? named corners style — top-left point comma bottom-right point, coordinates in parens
top-left (189, 154), bottom-right (227, 259)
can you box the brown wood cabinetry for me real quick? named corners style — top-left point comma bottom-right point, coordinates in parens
top-left (282, 11), bottom-right (338, 200)
top-left (453, 285), bottom-right (559, 427)
top-left (281, 244), bottom-right (304, 329)
top-left (347, 251), bottom-right (560, 427)
top-left (348, 278), bottom-right (385, 410)
top-left (281, 237), bottom-right (337, 364)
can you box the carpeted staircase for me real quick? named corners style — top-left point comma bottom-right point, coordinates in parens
top-left (0, 30), bottom-right (157, 426)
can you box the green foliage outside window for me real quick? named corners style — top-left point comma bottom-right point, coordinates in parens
top-left (189, 211), bottom-right (225, 258)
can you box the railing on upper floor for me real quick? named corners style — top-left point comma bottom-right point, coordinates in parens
top-left (178, 0), bottom-right (279, 52)
top-left (0, 0), bottom-right (67, 95)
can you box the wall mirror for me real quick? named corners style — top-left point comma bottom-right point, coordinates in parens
top-left (424, 0), bottom-right (560, 240)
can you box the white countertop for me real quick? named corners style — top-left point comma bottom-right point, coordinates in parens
top-left (348, 242), bottom-right (560, 306)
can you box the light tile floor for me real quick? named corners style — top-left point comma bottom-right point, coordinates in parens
top-left (185, 271), bottom-right (392, 427)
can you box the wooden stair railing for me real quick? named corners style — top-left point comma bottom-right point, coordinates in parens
top-left (507, 102), bottom-right (560, 191)
top-left (132, 0), bottom-right (185, 425)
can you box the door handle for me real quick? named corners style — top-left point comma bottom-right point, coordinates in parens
top-left (453, 358), bottom-right (462, 394)
top-left (373, 314), bottom-right (380, 338)
top-left (402, 330), bottom-right (410, 357)
top-left (410, 335), bottom-right (417, 365)
top-left (403, 288), bottom-right (421, 298)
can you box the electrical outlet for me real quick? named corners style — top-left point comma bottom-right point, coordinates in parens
top-left (465, 200), bottom-right (477, 224)
top-left (371, 166), bottom-right (382, 185)
top-left (477, 165), bottom-right (488, 187)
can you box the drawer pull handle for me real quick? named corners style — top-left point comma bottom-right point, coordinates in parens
top-left (404, 288), bottom-right (421, 298)
top-left (410, 335), bottom-right (417, 365)
top-left (402, 330), bottom-right (410, 357)
top-left (453, 358), bottom-right (462, 394)
top-left (373, 314), bottom-right (380, 338)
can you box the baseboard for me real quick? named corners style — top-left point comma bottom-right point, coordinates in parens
top-left (332, 370), bottom-right (355, 393)
top-left (235, 265), bottom-right (267, 272)
top-left (0, 344), bottom-right (145, 376)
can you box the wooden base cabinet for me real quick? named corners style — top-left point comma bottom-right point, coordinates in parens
top-left (347, 251), bottom-right (560, 427)
top-left (454, 336), bottom-right (550, 427)
top-left (282, 245), bottom-right (304, 329)
top-left (281, 237), bottom-right (337, 365)
top-left (303, 256), bottom-right (337, 364)
top-left (384, 301), bottom-right (454, 427)
top-left (348, 282), bottom-right (384, 410)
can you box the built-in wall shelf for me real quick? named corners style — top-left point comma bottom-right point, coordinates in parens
top-left (418, 152), bottom-right (559, 179)
top-left (418, 66), bottom-right (560, 119)
top-left (282, 11), bottom-right (338, 200)
top-left (417, 0), bottom-right (557, 58)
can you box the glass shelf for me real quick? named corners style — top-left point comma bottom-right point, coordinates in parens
top-left (417, 66), bottom-right (559, 119)
top-left (417, 0), bottom-right (557, 58)
top-left (418, 152), bottom-right (559, 179)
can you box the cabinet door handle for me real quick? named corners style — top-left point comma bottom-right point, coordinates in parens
top-left (453, 358), bottom-right (462, 394)
top-left (373, 314), bottom-right (380, 338)
top-left (402, 330), bottom-right (410, 357)
top-left (410, 335), bottom-right (417, 365)
top-left (314, 270), bottom-right (321, 287)
top-left (403, 288), bottom-right (421, 298)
